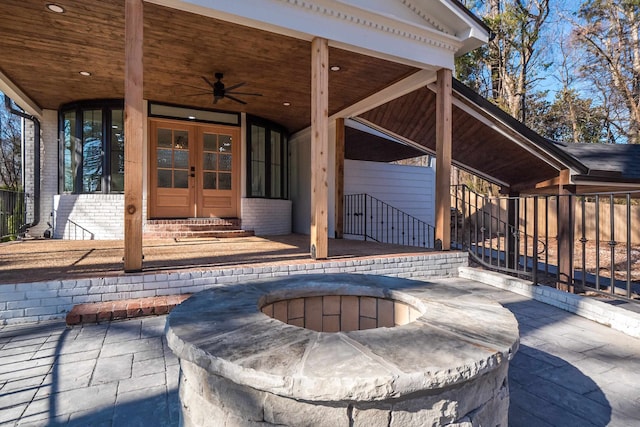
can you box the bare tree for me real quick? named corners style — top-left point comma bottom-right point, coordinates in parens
top-left (0, 94), bottom-right (22, 189)
top-left (459, 0), bottom-right (551, 122)
top-left (573, 0), bottom-right (640, 143)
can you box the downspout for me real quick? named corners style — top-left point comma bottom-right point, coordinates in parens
top-left (5, 96), bottom-right (40, 234)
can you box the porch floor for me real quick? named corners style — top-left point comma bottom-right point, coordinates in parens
top-left (0, 234), bottom-right (432, 285)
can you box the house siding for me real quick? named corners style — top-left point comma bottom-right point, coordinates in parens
top-left (344, 159), bottom-right (435, 226)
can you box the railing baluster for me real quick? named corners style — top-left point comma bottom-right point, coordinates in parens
top-left (609, 194), bottom-right (616, 296)
top-left (627, 193), bottom-right (632, 299)
top-left (595, 195), bottom-right (600, 291)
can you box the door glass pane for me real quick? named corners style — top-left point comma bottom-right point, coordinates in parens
top-left (218, 173), bottom-right (231, 190)
top-left (174, 130), bottom-right (189, 149)
top-left (158, 128), bottom-right (172, 147)
top-left (203, 153), bottom-right (217, 170)
top-left (218, 135), bottom-right (232, 152)
top-left (174, 150), bottom-right (189, 169)
top-left (219, 154), bottom-right (232, 171)
top-left (110, 109), bottom-right (124, 192)
top-left (203, 172), bottom-right (217, 189)
top-left (157, 170), bottom-right (172, 188)
top-left (174, 170), bottom-right (189, 188)
top-left (82, 109), bottom-right (103, 192)
top-left (157, 149), bottom-right (172, 168)
top-left (203, 133), bottom-right (217, 151)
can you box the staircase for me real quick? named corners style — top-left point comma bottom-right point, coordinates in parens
top-left (144, 218), bottom-right (254, 239)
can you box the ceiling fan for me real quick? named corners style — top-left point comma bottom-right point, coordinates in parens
top-left (183, 73), bottom-right (262, 105)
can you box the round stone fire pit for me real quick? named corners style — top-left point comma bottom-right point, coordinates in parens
top-left (165, 274), bottom-right (519, 426)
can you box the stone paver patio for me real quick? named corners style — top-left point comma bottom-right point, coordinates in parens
top-left (1, 277), bottom-right (640, 426)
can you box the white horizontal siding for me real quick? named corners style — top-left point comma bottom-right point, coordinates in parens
top-left (344, 160), bottom-right (435, 226)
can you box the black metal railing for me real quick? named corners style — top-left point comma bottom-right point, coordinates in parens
top-left (0, 189), bottom-right (26, 241)
top-left (451, 185), bottom-right (640, 304)
top-left (344, 193), bottom-right (435, 248)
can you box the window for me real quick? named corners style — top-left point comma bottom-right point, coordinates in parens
top-left (60, 100), bottom-right (124, 193)
top-left (246, 117), bottom-right (288, 199)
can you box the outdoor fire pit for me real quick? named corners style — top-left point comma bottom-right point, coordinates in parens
top-left (165, 274), bottom-right (519, 426)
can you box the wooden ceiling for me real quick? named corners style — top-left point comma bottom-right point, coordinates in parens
top-left (0, 0), bottom-right (417, 133)
top-left (359, 87), bottom-right (561, 188)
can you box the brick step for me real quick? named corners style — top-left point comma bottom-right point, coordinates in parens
top-left (144, 229), bottom-right (255, 239)
top-left (145, 224), bottom-right (243, 232)
top-left (146, 218), bottom-right (241, 227)
top-left (144, 218), bottom-right (253, 239)
top-left (66, 294), bottom-right (192, 325)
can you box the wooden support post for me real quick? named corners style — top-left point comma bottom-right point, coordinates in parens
top-left (310, 37), bottom-right (329, 260)
top-left (557, 169), bottom-right (576, 292)
top-left (435, 68), bottom-right (452, 250)
top-left (335, 118), bottom-right (345, 239)
top-left (123, 0), bottom-right (144, 272)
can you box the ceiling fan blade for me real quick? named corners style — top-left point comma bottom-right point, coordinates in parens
top-left (226, 91), bottom-right (263, 97)
top-left (225, 82), bottom-right (246, 91)
top-left (202, 76), bottom-right (216, 88)
top-left (225, 94), bottom-right (247, 105)
top-left (181, 83), bottom-right (210, 90)
top-left (182, 91), bottom-right (214, 96)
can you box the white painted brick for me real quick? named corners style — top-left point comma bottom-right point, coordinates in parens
top-left (25, 306), bottom-right (59, 316)
top-left (25, 290), bottom-right (58, 299)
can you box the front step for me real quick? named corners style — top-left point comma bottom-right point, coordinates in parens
top-left (144, 218), bottom-right (254, 239)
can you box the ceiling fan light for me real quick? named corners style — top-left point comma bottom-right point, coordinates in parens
top-left (46, 3), bottom-right (65, 13)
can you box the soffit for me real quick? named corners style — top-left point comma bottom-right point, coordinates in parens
top-left (358, 87), bottom-right (561, 189)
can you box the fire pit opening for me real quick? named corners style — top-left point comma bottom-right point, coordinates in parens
top-left (259, 292), bottom-right (423, 332)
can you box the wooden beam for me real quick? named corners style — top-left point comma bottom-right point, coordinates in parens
top-left (124, 0), bottom-right (144, 272)
top-left (310, 37), bottom-right (329, 260)
top-left (434, 68), bottom-right (452, 250)
top-left (557, 169), bottom-right (575, 292)
top-left (335, 118), bottom-right (345, 239)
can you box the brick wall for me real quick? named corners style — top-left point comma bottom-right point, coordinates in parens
top-left (0, 251), bottom-right (468, 325)
top-left (53, 194), bottom-right (124, 239)
top-left (241, 198), bottom-right (292, 235)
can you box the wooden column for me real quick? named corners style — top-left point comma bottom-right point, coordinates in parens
top-left (334, 118), bottom-right (345, 239)
top-left (123, 0), bottom-right (144, 272)
top-left (310, 37), bottom-right (329, 259)
top-left (557, 169), bottom-right (576, 292)
top-left (435, 68), bottom-right (452, 250)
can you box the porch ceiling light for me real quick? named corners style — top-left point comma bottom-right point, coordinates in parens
top-left (330, 65), bottom-right (341, 71)
top-left (79, 71), bottom-right (91, 76)
top-left (283, 102), bottom-right (291, 106)
top-left (46, 3), bottom-right (65, 13)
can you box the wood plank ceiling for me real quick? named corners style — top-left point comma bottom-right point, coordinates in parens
top-left (0, 0), bottom-right (417, 133)
top-left (359, 87), bottom-right (561, 188)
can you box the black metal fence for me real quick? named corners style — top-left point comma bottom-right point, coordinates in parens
top-left (451, 185), bottom-right (640, 303)
top-left (344, 193), bottom-right (435, 248)
top-left (0, 189), bottom-right (26, 240)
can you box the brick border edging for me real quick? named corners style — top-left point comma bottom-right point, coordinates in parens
top-left (65, 294), bottom-right (191, 325)
top-left (459, 266), bottom-right (640, 339)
